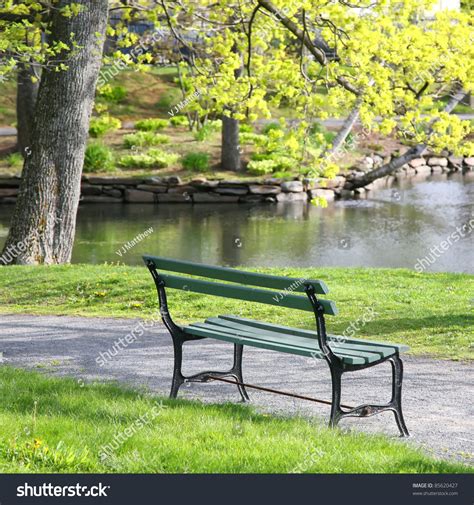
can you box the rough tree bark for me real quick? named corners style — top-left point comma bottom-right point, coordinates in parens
top-left (344, 86), bottom-right (467, 190)
top-left (1, 0), bottom-right (109, 265)
top-left (221, 114), bottom-right (241, 171)
top-left (221, 43), bottom-right (243, 172)
top-left (16, 62), bottom-right (40, 157)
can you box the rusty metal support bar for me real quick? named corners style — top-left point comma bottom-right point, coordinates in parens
top-left (208, 375), bottom-right (354, 410)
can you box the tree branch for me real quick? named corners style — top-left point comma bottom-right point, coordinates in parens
top-left (344, 85), bottom-right (467, 190)
top-left (256, 0), bottom-right (360, 96)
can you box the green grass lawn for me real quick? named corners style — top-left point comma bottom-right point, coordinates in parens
top-left (0, 366), bottom-right (470, 473)
top-left (0, 265), bottom-right (472, 360)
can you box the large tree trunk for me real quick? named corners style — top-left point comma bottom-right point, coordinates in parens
top-left (221, 114), bottom-right (241, 171)
top-left (345, 86), bottom-right (467, 190)
top-left (16, 63), bottom-right (40, 157)
top-left (221, 43), bottom-right (242, 172)
top-left (1, 0), bottom-right (108, 265)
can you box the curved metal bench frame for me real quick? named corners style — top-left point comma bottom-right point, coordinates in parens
top-left (148, 263), bottom-right (250, 402)
top-left (305, 284), bottom-right (409, 437)
top-left (147, 261), bottom-right (409, 437)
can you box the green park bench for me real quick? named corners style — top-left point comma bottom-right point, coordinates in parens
top-left (144, 255), bottom-right (410, 436)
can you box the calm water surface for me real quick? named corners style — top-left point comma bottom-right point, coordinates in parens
top-left (0, 173), bottom-right (472, 273)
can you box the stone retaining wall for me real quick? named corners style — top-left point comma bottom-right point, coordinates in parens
top-left (0, 155), bottom-right (472, 204)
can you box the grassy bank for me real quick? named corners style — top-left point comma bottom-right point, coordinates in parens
top-left (0, 265), bottom-right (472, 360)
top-left (0, 366), bottom-right (470, 473)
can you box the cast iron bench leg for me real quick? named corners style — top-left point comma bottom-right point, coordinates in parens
top-left (389, 354), bottom-right (410, 437)
top-left (170, 338), bottom-right (185, 399)
top-left (328, 354), bottom-right (410, 437)
top-left (169, 339), bottom-right (249, 402)
top-left (232, 343), bottom-right (250, 402)
top-left (329, 366), bottom-right (344, 428)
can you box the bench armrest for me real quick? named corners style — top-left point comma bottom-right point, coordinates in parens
top-left (304, 284), bottom-right (340, 365)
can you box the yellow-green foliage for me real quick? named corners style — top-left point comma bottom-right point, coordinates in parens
top-left (1, 0), bottom-right (473, 162)
top-left (119, 148), bottom-right (178, 168)
top-left (89, 115), bottom-right (122, 138)
top-left (123, 132), bottom-right (170, 148)
top-left (150, 0), bottom-right (473, 161)
top-left (135, 118), bottom-right (169, 132)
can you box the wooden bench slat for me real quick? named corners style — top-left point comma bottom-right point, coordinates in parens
top-left (219, 315), bottom-right (409, 353)
top-left (143, 255), bottom-right (329, 295)
top-left (196, 321), bottom-right (328, 357)
top-left (159, 273), bottom-right (338, 316)
top-left (184, 324), bottom-right (369, 365)
top-left (187, 321), bottom-right (393, 365)
top-left (208, 323), bottom-right (392, 363)
top-left (205, 317), bottom-right (397, 360)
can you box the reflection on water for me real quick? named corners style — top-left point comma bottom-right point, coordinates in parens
top-left (0, 173), bottom-right (472, 273)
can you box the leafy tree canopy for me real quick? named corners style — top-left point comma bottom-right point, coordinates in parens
top-left (1, 0), bottom-right (473, 173)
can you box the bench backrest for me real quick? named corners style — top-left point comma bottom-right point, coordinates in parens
top-left (143, 255), bottom-right (338, 316)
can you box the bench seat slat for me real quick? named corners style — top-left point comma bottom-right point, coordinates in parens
top-left (218, 315), bottom-right (410, 353)
top-left (184, 324), bottom-right (369, 365)
top-left (204, 318), bottom-right (397, 360)
top-left (184, 321), bottom-right (396, 365)
top-left (189, 322), bottom-right (325, 359)
top-left (159, 273), bottom-right (338, 316)
top-left (143, 255), bottom-right (329, 295)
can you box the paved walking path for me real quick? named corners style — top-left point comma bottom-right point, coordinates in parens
top-left (0, 314), bottom-right (472, 464)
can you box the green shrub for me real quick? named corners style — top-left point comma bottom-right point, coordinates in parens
top-left (250, 153), bottom-right (273, 161)
top-left (182, 152), bottom-right (210, 172)
top-left (135, 118), bottom-right (169, 132)
top-left (239, 123), bottom-right (253, 133)
top-left (84, 143), bottom-right (115, 173)
top-left (247, 153), bottom-right (297, 175)
top-left (98, 84), bottom-right (127, 103)
top-left (271, 156), bottom-right (296, 171)
top-left (262, 122), bottom-right (282, 134)
top-left (193, 119), bottom-right (222, 142)
top-left (250, 153), bottom-right (296, 171)
top-left (169, 115), bottom-right (189, 127)
top-left (123, 132), bottom-right (170, 148)
top-left (247, 159), bottom-right (279, 176)
top-left (118, 149), bottom-right (179, 169)
top-left (209, 119), bottom-right (222, 129)
top-left (308, 121), bottom-right (335, 147)
top-left (6, 152), bottom-right (23, 168)
top-left (194, 124), bottom-right (214, 142)
top-left (240, 132), bottom-right (266, 146)
top-left (89, 115), bottom-right (122, 138)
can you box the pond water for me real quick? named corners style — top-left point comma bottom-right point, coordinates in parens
top-left (0, 173), bottom-right (472, 273)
